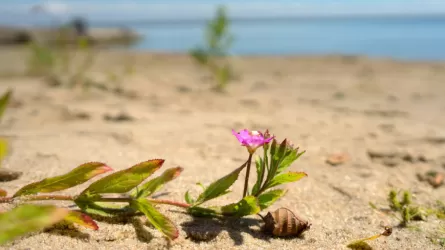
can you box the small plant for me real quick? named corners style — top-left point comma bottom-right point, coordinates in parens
top-left (369, 191), bottom-right (445, 248)
top-left (0, 160), bottom-right (185, 244)
top-left (387, 189), bottom-right (428, 226)
top-left (370, 189), bottom-right (445, 228)
top-left (0, 89), bottom-right (22, 182)
top-left (0, 90), bottom-right (11, 168)
top-left (369, 189), bottom-right (427, 227)
top-left (26, 33), bottom-right (93, 89)
top-left (190, 5), bottom-right (235, 91)
top-left (26, 30), bottom-right (131, 93)
top-left (185, 129), bottom-right (308, 220)
top-left (0, 128), bottom-right (309, 244)
top-left (26, 42), bottom-right (56, 77)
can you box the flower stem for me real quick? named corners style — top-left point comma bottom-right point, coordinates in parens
top-left (242, 153), bottom-right (253, 198)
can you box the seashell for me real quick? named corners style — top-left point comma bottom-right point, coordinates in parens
top-left (261, 207), bottom-right (311, 237)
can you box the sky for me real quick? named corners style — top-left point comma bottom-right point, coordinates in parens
top-left (1, 0), bottom-right (445, 22)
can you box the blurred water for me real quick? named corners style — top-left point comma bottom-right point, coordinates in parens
top-left (117, 16), bottom-right (445, 61)
top-left (2, 12), bottom-right (445, 61)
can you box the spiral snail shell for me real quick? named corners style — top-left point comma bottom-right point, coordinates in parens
top-left (261, 207), bottom-right (311, 237)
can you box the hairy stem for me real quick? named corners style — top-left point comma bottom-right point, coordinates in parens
top-left (0, 197), bottom-right (12, 203)
top-left (148, 198), bottom-right (190, 208)
top-left (0, 195), bottom-right (190, 209)
top-left (0, 195), bottom-right (74, 203)
top-left (98, 197), bottom-right (191, 208)
top-left (242, 153), bottom-right (253, 198)
top-left (23, 194), bottom-right (74, 201)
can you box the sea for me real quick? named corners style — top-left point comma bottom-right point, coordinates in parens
top-left (107, 15), bottom-right (445, 62)
top-left (3, 14), bottom-right (445, 62)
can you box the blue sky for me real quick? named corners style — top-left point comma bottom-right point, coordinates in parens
top-left (1, 0), bottom-right (445, 21)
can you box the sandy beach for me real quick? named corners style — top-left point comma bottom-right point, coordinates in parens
top-left (1, 47), bottom-right (445, 249)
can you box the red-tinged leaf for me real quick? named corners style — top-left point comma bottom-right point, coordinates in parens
top-left (13, 162), bottom-right (111, 197)
top-left (132, 167), bottom-right (183, 198)
top-left (130, 199), bottom-right (179, 240)
top-left (0, 188), bottom-right (6, 197)
top-left (81, 159), bottom-right (164, 196)
top-left (0, 204), bottom-right (69, 245)
top-left (63, 211), bottom-right (98, 230)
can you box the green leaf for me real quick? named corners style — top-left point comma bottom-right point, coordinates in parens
top-left (0, 188), bottom-right (6, 197)
top-left (221, 196), bottom-right (261, 217)
top-left (251, 156), bottom-right (264, 196)
top-left (13, 162), bottom-right (112, 197)
top-left (277, 149), bottom-right (305, 174)
top-left (81, 159), bottom-right (164, 196)
top-left (269, 139), bottom-right (287, 175)
top-left (0, 137), bottom-right (8, 165)
top-left (273, 139), bottom-right (288, 165)
top-left (74, 199), bottom-right (132, 217)
top-left (0, 204), bottom-right (69, 245)
top-left (190, 48), bottom-right (209, 65)
top-left (257, 189), bottom-right (288, 210)
top-left (184, 191), bottom-right (194, 205)
top-left (196, 182), bottom-right (206, 191)
top-left (266, 172), bottom-right (307, 190)
top-left (187, 206), bottom-right (220, 218)
top-left (130, 199), bottom-right (179, 240)
top-left (63, 211), bottom-right (98, 230)
top-left (132, 167), bottom-right (183, 198)
top-left (195, 164), bottom-right (245, 205)
top-left (0, 89), bottom-right (12, 121)
top-left (215, 65), bottom-right (231, 88)
top-left (269, 139), bottom-right (277, 158)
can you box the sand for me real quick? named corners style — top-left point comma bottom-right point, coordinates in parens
top-left (1, 48), bottom-right (445, 249)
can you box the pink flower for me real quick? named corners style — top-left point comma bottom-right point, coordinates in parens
top-left (232, 129), bottom-right (274, 154)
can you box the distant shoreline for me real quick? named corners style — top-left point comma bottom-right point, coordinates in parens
top-left (90, 13), bottom-right (445, 27)
top-left (2, 13), bottom-right (445, 28)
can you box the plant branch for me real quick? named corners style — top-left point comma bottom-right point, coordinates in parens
top-left (242, 153), bottom-right (253, 198)
top-left (148, 198), bottom-right (191, 208)
top-left (0, 197), bottom-right (12, 203)
top-left (0, 195), bottom-right (74, 203)
top-left (0, 195), bottom-right (190, 209)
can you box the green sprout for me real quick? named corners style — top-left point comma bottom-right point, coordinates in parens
top-left (190, 5), bottom-right (235, 91)
top-left (0, 90), bottom-right (11, 169)
top-left (26, 29), bottom-right (131, 93)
